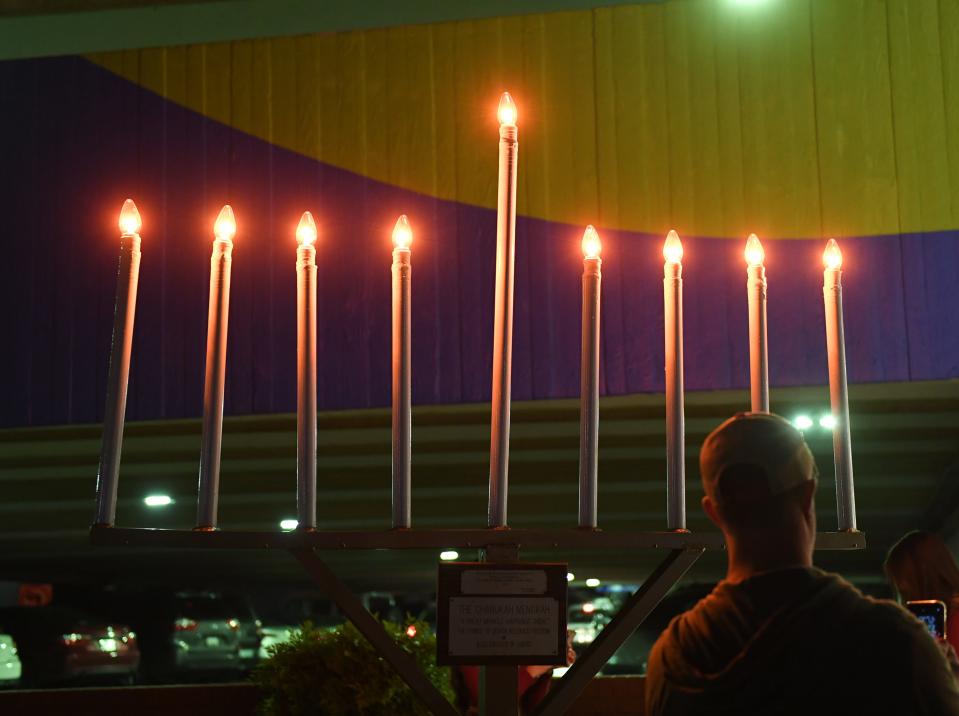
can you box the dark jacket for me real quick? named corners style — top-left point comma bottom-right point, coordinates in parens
top-left (646, 567), bottom-right (959, 715)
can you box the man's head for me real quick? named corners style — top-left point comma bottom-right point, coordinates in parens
top-left (700, 413), bottom-right (819, 568)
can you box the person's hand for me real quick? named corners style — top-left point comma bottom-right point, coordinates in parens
top-left (526, 664), bottom-right (553, 679)
top-left (937, 639), bottom-right (959, 680)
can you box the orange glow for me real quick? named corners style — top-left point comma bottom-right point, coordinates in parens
top-left (581, 225), bottom-right (601, 259)
top-left (582, 603), bottom-right (595, 614)
top-left (663, 230), bottom-right (684, 264)
top-left (498, 92), bottom-right (517, 126)
top-left (392, 214), bottom-right (412, 249)
top-left (823, 238), bottom-right (842, 270)
top-left (214, 205), bottom-right (236, 241)
top-left (118, 198), bottom-right (141, 235)
top-left (296, 211), bottom-right (317, 246)
top-left (744, 233), bottom-right (764, 267)
top-left (405, 625), bottom-right (417, 638)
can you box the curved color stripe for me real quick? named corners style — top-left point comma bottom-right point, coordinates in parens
top-left (86, 0), bottom-right (959, 239)
top-left (0, 55), bottom-right (956, 429)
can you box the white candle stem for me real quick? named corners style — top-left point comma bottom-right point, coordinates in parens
top-left (297, 244), bottom-right (318, 529)
top-left (747, 264), bottom-right (769, 412)
top-left (664, 262), bottom-right (686, 531)
top-left (824, 269), bottom-right (857, 531)
top-left (578, 257), bottom-right (601, 528)
top-left (488, 123), bottom-right (518, 528)
top-left (392, 247), bottom-right (412, 529)
top-left (95, 232), bottom-right (141, 526)
top-left (196, 237), bottom-right (233, 529)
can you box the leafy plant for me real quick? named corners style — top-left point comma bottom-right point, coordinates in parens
top-left (253, 617), bottom-right (455, 716)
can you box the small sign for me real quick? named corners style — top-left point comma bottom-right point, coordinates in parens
top-left (437, 562), bottom-right (567, 665)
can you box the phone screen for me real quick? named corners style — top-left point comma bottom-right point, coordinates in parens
top-left (906, 600), bottom-right (946, 639)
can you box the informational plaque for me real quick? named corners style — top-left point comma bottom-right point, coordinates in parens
top-left (436, 562), bottom-right (567, 665)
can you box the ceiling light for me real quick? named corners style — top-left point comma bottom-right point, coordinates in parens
top-left (143, 495), bottom-right (173, 507)
top-left (819, 414), bottom-right (837, 430)
top-left (279, 518), bottom-right (298, 531)
top-left (585, 578), bottom-right (600, 588)
top-left (793, 415), bottom-right (813, 430)
top-left (439, 550), bottom-right (459, 561)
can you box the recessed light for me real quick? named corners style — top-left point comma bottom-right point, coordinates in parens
top-left (143, 495), bottom-right (173, 507)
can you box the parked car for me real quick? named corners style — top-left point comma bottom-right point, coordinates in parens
top-left (0, 606), bottom-right (138, 687)
top-left (0, 631), bottom-right (21, 687)
top-left (224, 595), bottom-right (262, 672)
top-left (106, 590), bottom-right (242, 683)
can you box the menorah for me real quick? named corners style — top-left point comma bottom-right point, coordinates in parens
top-left (90, 93), bottom-right (865, 716)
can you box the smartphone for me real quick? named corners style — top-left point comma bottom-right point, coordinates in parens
top-left (906, 599), bottom-right (947, 639)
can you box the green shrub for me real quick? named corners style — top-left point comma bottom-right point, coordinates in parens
top-left (253, 618), bottom-right (456, 716)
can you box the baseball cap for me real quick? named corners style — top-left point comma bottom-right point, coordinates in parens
top-left (700, 412), bottom-right (818, 505)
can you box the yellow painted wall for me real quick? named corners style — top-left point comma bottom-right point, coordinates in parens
top-left (88, 0), bottom-right (959, 239)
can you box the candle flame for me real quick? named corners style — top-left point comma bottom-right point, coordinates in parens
top-left (498, 92), bottom-right (517, 126)
top-left (663, 230), bottom-right (684, 264)
top-left (214, 204), bottom-right (236, 241)
top-left (118, 198), bottom-right (142, 235)
top-left (296, 211), bottom-right (317, 246)
top-left (823, 238), bottom-right (842, 270)
top-left (744, 233), bottom-right (765, 267)
top-left (392, 214), bottom-right (412, 249)
top-left (581, 225), bottom-right (601, 259)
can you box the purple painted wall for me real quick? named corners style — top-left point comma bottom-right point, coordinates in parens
top-left (0, 57), bottom-right (956, 427)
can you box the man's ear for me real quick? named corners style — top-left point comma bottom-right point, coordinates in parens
top-left (702, 495), bottom-right (721, 529)
top-left (799, 479), bottom-right (817, 517)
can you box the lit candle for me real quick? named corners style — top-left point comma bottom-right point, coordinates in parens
top-left (578, 226), bottom-right (602, 529)
top-left (196, 205), bottom-right (236, 530)
top-left (391, 214), bottom-right (412, 529)
top-left (296, 211), bottom-right (318, 530)
top-left (822, 239), bottom-right (857, 531)
top-left (745, 233), bottom-right (769, 413)
top-left (94, 199), bottom-right (143, 526)
top-left (663, 230), bottom-right (686, 531)
top-left (488, 92), bottom-right (519, 528)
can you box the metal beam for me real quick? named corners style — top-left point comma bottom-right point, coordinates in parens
top-left (290, 548), bottom-right (459, 716)
top-left (534, 548), bottom-right (705, 716)
top-left (89, 525), bottom-right (867, 551)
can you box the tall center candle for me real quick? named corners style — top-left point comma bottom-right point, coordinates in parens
top-left (745, 234), bottom-right (769, 413)
top-left (488, 92), bottom-right (519, 528)
top-left (94, 199), bottom-right (143, 526)
top-left (391, 215), bottom-right (412, 529)
top-left (578, 226), bottom-right (602, 529)
top-left (296, 211), bottom-right (319, 530)
top-left (823, 239), bottom-right (857, 531)
top-left (663, 230), bottom-right (686, 531)
top-left (196, 205), bottom-right (236, 530)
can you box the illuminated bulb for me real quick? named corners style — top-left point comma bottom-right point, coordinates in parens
top-left (793, 415), bottom-right (813, 431)
top-left (566, 572), bottom-right (575, 582)
top-left (439, 550), bottom-right (459, 561)
top-left (118, 198), bottom-right (142, 235)
top-left (214, 204), bottom-right (236, 241)
top-left (405, 625), bottom-right (417, 638)
top-left (392, 214), bottom-right (412, 249)
top-left (279, 518), bottom-right (298, 531)
top-left (823, 238), bottom-right (842, 270)
top-left (663, 230), bottom-right (684, 264)
top-left (582, 602), bottom-right (596, 614)
top-left (498, 91), bottom-right (517, 126)
top-left (744, 233), bottom-right (764, 267)
top-left (143, 494), bottom-right (173, 507)
top-left (819, 414), bottom-right (837, 430)
top-left (585, 578), bottom-right (601, 588)
top-left (581, 225), bottom-right (601, 259)
top-left (296, 211), bottom-right (317, 246)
